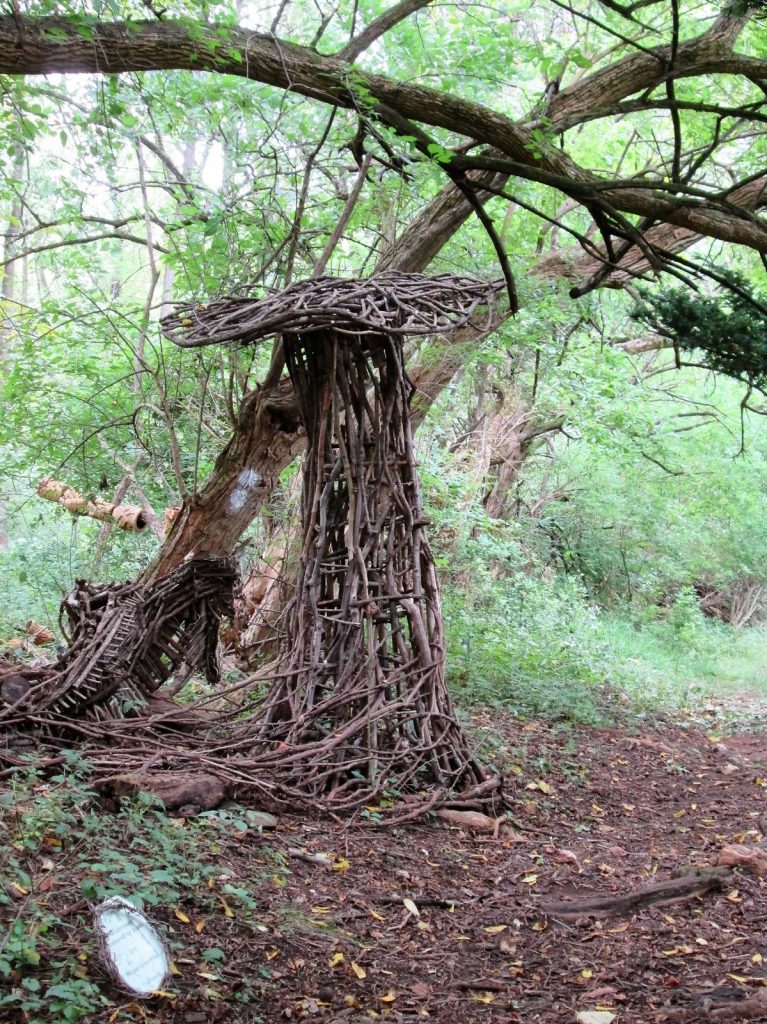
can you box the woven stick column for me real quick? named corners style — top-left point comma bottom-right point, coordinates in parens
top-left (253, 326), bottom-right (486, 801)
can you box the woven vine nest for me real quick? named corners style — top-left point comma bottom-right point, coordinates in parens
top-left (161, 273), bottom-right (504, 348)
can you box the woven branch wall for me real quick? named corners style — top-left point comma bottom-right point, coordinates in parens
top-left (253, 326), bottom-right (485, 800)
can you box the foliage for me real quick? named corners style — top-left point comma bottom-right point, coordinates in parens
top-left (0, 756), bottom-right (280, 1021)
top-left (633, 274), bottom-right (767, 390)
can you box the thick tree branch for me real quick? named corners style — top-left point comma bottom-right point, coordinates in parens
top-left (2, 16), bottom-right (766, 258)
top-left (338, 0), bottom-right (432, 63)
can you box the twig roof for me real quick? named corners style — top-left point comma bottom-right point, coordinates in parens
top-left (162, 273), bottom-right (504, 349)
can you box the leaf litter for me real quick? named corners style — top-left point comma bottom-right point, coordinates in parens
top-left (1, 709), bottom-right (766, 1022)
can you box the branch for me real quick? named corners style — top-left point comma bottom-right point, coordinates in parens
top-left (0, 230), bottom-right (168, 266)
top-left (2, 16), bottom-right (765, 259)
top-left (338, 0), bottom-right (432, 63)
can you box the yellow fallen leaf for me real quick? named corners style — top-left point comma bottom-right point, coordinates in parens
top-left (351, 962), bottom-right (367, 979)
top-left (484, 925), bottom-right (507, 934)
top-left (728, 974), bottom-right (749, 983)
top-left (662, 946), bottom-right (693, 956)
top-left (403, 898), bottom-right (420, 917)
top-left (266, 949), bottom-right (279, 961)
top-left (195, 920), bottom-right (206, 934)
top-left (753, 953), bottom-right (763, 964)
top-left (582, 968), bottom-right (593, 979)
top-left (471, 993), bottom-right (495, 1003)
top-left (174, 909), bottom-right (191, 924)
top-left (727, 890), bottom-right (742, 902)
top-left (329, 952), bottom-right (345, 967)
top-left (380, 989), bottom-right (397, 1003)
top-left (197, 971), bottom-right (219, 981)
top-left (9, 882), bottom-right (29, 897)
top-left (332, 857), bottom-right (350, 873)
top-left (522, 873), bottom-right (538, 885)
top-left (311, 906), bottom-right (331, 914)
top-left (344, 995), bottom-right (360, 1008)
top-left (170, 962), bottom-right (180, 976)
top-left (368, 908), bottom-right (385, 921)
top-left (218, 896), bottom-right (234, 918)
top-left (416, 920), bottom-right (431, 931)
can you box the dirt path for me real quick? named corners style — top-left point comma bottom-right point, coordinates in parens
top-left (2, 708), bottom-right (765, 1023)
top-left (159, 711), bottom-right (767, 1023)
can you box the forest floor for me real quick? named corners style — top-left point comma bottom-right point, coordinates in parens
top-left (1, 700), bottom-right (766, 1024)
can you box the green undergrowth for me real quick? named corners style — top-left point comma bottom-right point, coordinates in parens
top-left (0, 754), bottom-right (283, 1022)
top-left (441, 564), bottom-right (767, 726)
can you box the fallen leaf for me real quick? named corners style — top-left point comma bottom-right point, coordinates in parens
top-left (576, 1012), bottom-right (616, 1024)
top-left (368, 908), bottom-right (385, 921)
top-left (522, 873), bottom-right (538, 885)
top-left (265, 949), bottom-right (279, 961)
top-left (332, 857), bottom-right (350, 873)
top-left (403, 898), bottom-right (420, 917)
top-left (484, 925), bottom-right (507, 934)
top-left (380, 990), bottom-right (397, 1003)
top-left (351, 962), bottom-right (366, 979)
top-left (471, 993), bottom-right (495, 1003)
top-left (174, 909), bottom-right (191, 924)
top-left (329, 952), bottom-right (345, 967)
top-left (218, 896), bottom-right (234, 918)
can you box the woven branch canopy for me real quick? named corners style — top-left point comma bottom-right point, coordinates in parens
top-left (162, 273), bottom-right (504, 348)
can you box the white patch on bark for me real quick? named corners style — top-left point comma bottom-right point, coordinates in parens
top-left (229, 488), bottom-right (248, 511)
top-left (238, 468), bottom-right (262, 489)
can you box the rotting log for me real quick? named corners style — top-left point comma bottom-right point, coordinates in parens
top-left (38, 477), bottom-right (149, 532)
top-left (39, 477), bottom-right (181, 536)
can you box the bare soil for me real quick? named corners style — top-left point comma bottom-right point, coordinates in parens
top-left (2, 707), bottom-right (766, 1023)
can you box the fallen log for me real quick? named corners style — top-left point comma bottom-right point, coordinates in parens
top-left (543, 866), bottom-right (732, 921)
top-left (38, 477), bottom-right (148, 532)
top-left (96, 770), bottom-right (227, 813)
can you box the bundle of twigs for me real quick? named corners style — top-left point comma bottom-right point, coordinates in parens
top-left (162, 273), bottom-right (503, 348)
top-left (0, 558), bottom-right (235, 728)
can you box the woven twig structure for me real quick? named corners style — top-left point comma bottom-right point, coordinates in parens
top-left (162, 273), bottom-right (503, 348)
top-left (0, 559), bottom-right (235, 727)
top-left (163, 274), bottom-right (503, 810)
top-left (1, 275), bottom-right (504, 819)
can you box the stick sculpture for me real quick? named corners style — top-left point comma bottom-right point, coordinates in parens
top-left (1, 274), bottom-right (507, 818)
top-left (162, 273), bottom-right (506, 811)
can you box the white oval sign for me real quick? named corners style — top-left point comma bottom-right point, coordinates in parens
top-left (94, 897), bottom-right (170, 996)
